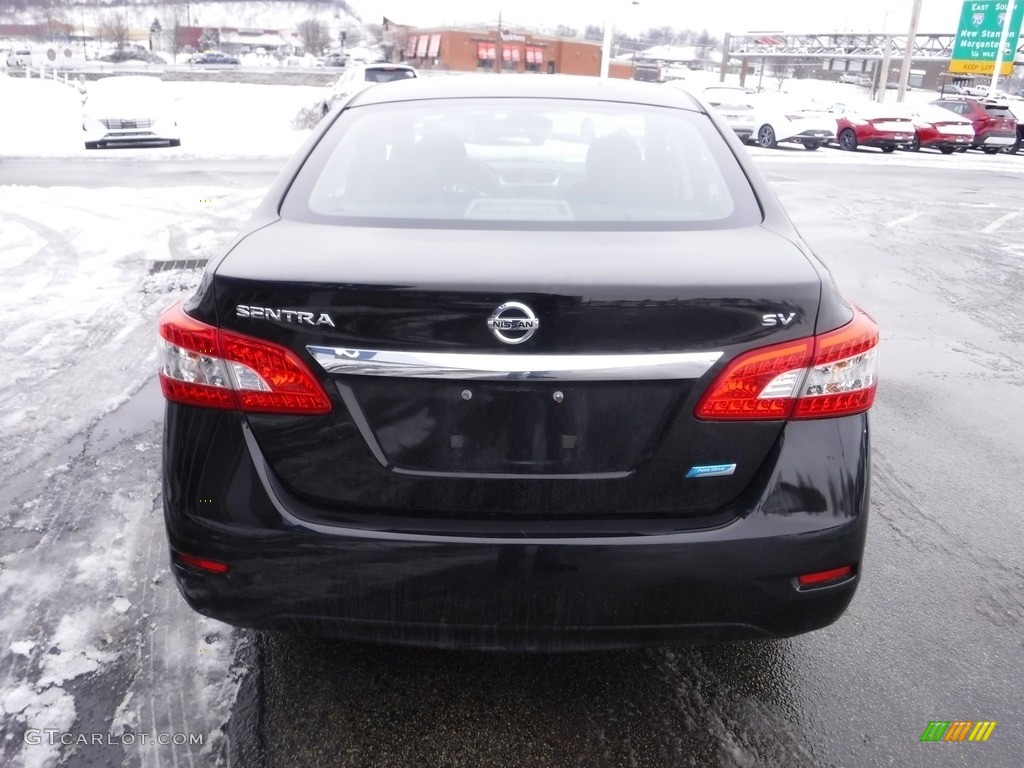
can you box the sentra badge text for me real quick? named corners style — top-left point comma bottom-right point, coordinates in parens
top-left (236, 305), bottom-right (336, 327)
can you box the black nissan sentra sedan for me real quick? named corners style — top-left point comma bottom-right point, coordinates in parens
top-left (159, 75), bottom-right (879, 651)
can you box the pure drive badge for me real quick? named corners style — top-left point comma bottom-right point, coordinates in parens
top-left (685, 464), bottom-right (737, 479)
top-left (487, 302), bottom-right (539, 345)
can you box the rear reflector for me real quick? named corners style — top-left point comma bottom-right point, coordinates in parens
top-left (174, 552), bottom-right (230, 574)
top-left (159, 300), bottom-right (332, 414)
top-left (695, 306), bottom-right (878, 421)
top-left (797, 564), bottom-right (855, 588)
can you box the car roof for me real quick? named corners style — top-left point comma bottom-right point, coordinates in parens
top-left (354, 62), bottom-right (414, 71)
top-left (350, 74), bottom-right (705, 111)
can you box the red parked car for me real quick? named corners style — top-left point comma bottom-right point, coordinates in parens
top-left (930, 97), bottom-right (1017, 154)
top-left (906, 105), bottom-right (975, 154)
top-left (833, 103), bottom-right (915, 152)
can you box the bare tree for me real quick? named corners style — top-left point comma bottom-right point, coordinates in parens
top-left (101, 12), bottom-right (129, 60)
top-left (34, 8), bottom-right (71, 42)
top-left (199, 27), bottom-right (219, 50)
top-left (297, 19), bottom-right (331, 56)
top-left (772, 57), bottom-right (791, 89)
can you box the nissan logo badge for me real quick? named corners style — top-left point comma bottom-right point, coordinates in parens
top-left (487, 302), bottom-right (539, 345)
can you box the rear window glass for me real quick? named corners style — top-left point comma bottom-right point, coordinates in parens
top-left (983, 104), bottom-right (1015, 119)
top-left (365, 68), bottom-right (417, 83)
top-left (280, 97), bottom-right (761, 230)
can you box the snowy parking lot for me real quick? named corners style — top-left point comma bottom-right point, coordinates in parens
top-left (0, 76), bottom-right (311, 767)
top-left (2, 73), bottom-right (1023, 767)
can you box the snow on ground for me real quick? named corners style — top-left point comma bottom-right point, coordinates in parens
top-left (0, 74), bottom-right (280, 759)
top-left (0, 178), bottom-right (266, 767)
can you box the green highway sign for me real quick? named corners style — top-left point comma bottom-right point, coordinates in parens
top-left (950, 0), bottom-right (1024, 75)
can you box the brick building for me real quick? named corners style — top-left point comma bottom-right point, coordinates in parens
top-left (394, 26), bottom-right (635, 79)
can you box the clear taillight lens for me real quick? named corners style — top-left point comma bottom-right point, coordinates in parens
top-left (695, 307), bottom-right (879, 421)
top-left (158, 301), bottom-right (332, 414)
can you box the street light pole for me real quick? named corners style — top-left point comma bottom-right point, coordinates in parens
top-left (988, 0), bottom-right (1017, 97)
top-left (895, 0), bottom-right (923, 102)
top-left (601, 16), bottom-right (612, 78)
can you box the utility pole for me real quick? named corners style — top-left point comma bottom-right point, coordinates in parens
top-left (895, 0), bottom-right (922, 102)
top-left (876, 34), bottom-right (893, 102)
top-left (496, 11), bottom-right (503, 74)
top-left (186, 2), bottom-right (193, 66)
top-left (718, 33), bottom-right (730, 83)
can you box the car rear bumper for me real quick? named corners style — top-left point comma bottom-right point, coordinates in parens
top-left (163, 409), bottom-right (870, 650)
top-left (170, 522), bottom-right (865, 651)
top-left (782, 129), bottom-right (834, 144)
top-left (976, 133), bottom-right (1015, 147)
top-left (859, 133), bottom-right (912, 147)
top-left (919, 135), bottom-right (971, 147)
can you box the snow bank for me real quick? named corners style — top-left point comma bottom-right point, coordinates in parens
top-left (0, 73), bottom-right (320, 159)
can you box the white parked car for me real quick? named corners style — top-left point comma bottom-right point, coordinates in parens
top-left (749, 98), bottom-right (836, 150)
top-left (838, 73), bottom-right (873, 87)
top-left (698, 85), bottom-right (759, 143)
top-left (82, 76), bottom-right (180, 149)
top-left (5, 48), bottom-right (32, 67)
top-left (321, 63), bottom-right (418, 115)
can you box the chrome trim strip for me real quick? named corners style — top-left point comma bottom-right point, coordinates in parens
top-left (307, 346), bottom-right (722, 381)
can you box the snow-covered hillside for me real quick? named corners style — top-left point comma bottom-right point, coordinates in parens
top-left (1, 2), bottom-right (372, 48)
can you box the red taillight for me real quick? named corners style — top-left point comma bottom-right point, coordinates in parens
top-left (797, 564), bottom-right (855, 588)
top-left (158, 300), bottom-right (332, 414)
top-left (696, 307), bottom-right (878, 421)
top-left (174, 552), bottom-right (230, 574)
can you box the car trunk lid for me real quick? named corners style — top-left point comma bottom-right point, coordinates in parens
top-left (212, 220), bottom-right (824, 519)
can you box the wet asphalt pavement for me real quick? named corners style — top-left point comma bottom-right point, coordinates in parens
top-left (229, 150), bottom-right (1024, 768)
top-left (2, 151), bottom-right (1022, 768)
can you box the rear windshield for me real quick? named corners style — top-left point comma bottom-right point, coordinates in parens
top-left (280, 97), bottom-right (761, 230)
top-left (983, 104), bottom-right (1016, 119)
top-left (365, 68), bottom-right (417, 83)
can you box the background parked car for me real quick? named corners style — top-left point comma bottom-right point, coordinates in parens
top-left (189, 50), bottom-right (239, 66)
top-left (82, 75), bottom-right (180, 149)
top-left (5, 48), bottom-right (31, 67)
top-left (321, 63), bottom-right (418, 115)
top-left (698, 85), bottom-right (758, 142)
top-left (905, 105), bottom-right (974, 154)
top-left (1006, 120), bottom-right (1024, 154)
top-left (930, 97), bottom-right (1017, 154)
top-left (838, 73), bottom-right (872, 87)
top-left (748, 97), bottom-right (835, 150)
top-left (321, 52), bottom-right (349, 68)
top-left (833, 102), bottom-right (914, 152)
